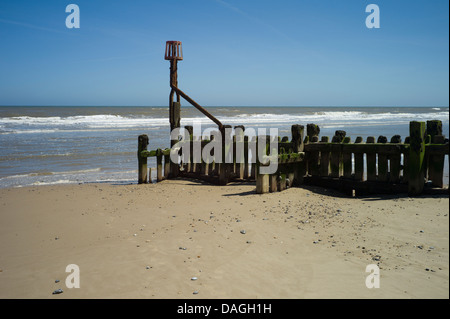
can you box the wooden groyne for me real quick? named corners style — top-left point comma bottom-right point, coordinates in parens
top-left (139, 41), bottom-right (449, 196)
top-left (138, 119), bottom-right (449, 196)
top-left (301, 120), bottom-right (448, 196)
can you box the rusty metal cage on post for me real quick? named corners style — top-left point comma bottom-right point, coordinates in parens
top-left (165, 41), bottom-right (183, 61)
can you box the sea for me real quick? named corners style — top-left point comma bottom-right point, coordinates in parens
top-left (0, 106), bottom-right (448, 188)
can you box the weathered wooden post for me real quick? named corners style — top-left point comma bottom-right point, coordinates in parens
top-left (307, 124), bottom-right (320, 140)
top-left (342, 136), bottom-right (352, 178)
top-left (427, 120), bottom-right (442, 140)
top-left (287, 160), bottom-right (295, 188)
top-left (256, 170), bottom-right (270, 193)
top-left (234, 125), bottom-right (245, 179)
top-left (306, 124), bottom-right (320, 176)
top-left (366, 136), bottom-right (377, 181)
top-left (319, 136), bottom-right (330, 177)
top-left (354, 136), bottom-right (364, 181)
top-left (165, 41), bottom-right (183, 132)
top-left (403, 136), bottom-right (410, 184)
top-left (165, 41), bottom-right (183, 178)
top-left (190, 136), bottom-right (198, 175)
top-left (219, 125), bottom-right (232, 185)
top-left (138, 134), bottom-right (149, 184)
top-left (389, 135), bottom-right (402, 183)
top-left (278, 173), bottom-right (287, 191)
top-left (165, 40), bottom-right (225, 176)
top-left (408, 121), bottom-right (426, 196)
top-left (164, 151), bottom-right (171, 179)
top-left (309, 136), bottom-right (320, 176)
top-left (256, 135), bottom-right (270, 194)
top-left (330, 131), bottom-right (345, 178)
top-left (291, 124), bottom-right (305, 185)
top-left (291, 124), bottom-right (305, 152)
top-left (377, 136), bottom-right (388, 182)
top-left (269, 173), bottom-right (278, 192)
top-left (184, 125), bottom-right (194, 173)
top-left (210, 132), bottom-right (217, 176)
top-left (244, 136), bottom-right (250, 179)
top-left (426, 120), bottom-right (445, 188)
top-left (250, 136), bottom-right (257, 180)
top-left (156, 148), bottom-right (163, 182)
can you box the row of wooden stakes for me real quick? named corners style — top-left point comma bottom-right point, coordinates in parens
top-left (138, 120), bottom-right (449, 196)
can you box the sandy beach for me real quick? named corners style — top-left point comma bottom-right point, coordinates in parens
top-left (0, 179), bottom-right (448, 299)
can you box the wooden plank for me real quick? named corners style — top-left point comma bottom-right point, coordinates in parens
top-left (305, 143), bottom-right (409, 154)
top-left (426, 120), bottom-right (442, 139)
top-left (354, 136), bottom-right (364, 181)
top-left (389, 135), bottom-right (402, 183)
top-left (256, 161), bottom-right (269, 194)
top-left (366, 136), bottom-right (377, 181)
top-left (140, 150), bottom-right (157, 157)
top-left (278, 142), bottom-right (294, 153)
top-left (200, 138), bottom-right (207, 176)
top-left (291, 124), bottom-right (305, 152)
top-left (304, 176), bottom-right (408, 195)
top-left (408, 121), bottom-right (426, 196)
top-left (269, 174), bottom-right (278, 193)
top-left (402, 137), bottom-right (410, 184)
top-left (138, 134), bottom-right (149, 184)
top-left (426, 144), bottom-right (450, 155)
top-left (377, 136), bottom-right (389, 182)
top-left (250, 136), bottom-right (256, 180)
top-left (342, 137), bottom-right (352, 178)
top-left (287, 171), bottom-right (295, 187)
top-left (428, 135), bottom-right (445, 188)
top-left (210, 133), bottom-right (217, 176)
top-left (244, 136), bottom-right (249, 179)
top-left (234, 125), bottom-right (245, 179)
top-left (156, 148), bottom-right (163, 182)
top-left (330, 135), bottom-right (342, 178)
top-left (319, 137), bottom-right (330, 177)
top-left (164, 154), bottom-right (170, 179)
top-left (193, 137), bottom-right (201, 174)
top-left (185, 126), bottom-right (193, 173)
top-left (278, 173), bottom-right (287, 191)
top-left (306, 124), bottom-right (320, 139)
top-left (308, 136), bottom-right (320, 176)
top-left (148, 167), bottom-right (153, 184)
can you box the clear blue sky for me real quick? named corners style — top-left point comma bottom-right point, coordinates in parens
top-left (0, 0), bottom-right (448, 107)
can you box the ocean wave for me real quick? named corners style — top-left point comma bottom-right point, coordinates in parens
top-left (1, 169), bottom-right (136, 188)
top-left (1, 168), bottom-right (103, 179)
top-left (0, 115), bottom-right (168, 127)
top-left (0, 110), bottom-right (448, 134)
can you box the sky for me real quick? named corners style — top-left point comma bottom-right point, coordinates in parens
top-left (0, 0), bottom-right (448, 107)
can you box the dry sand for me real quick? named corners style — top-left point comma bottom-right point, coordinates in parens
top-left (0, 179), bottom-right (448, 299)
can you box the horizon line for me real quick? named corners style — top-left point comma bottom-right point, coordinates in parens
top-left (1, 105), bottom-right (449, 108)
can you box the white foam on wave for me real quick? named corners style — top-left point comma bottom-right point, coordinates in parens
top-left (1, 110), bottom-right (448, 134)
top-left (2, 170), bottom-right (136, 189)
top-left (0, 115), bottom-right (168, 127)
top-left (1, 168), bottom-right (103, 180)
